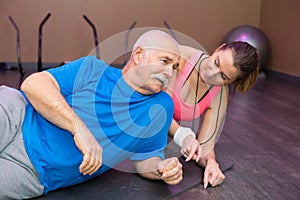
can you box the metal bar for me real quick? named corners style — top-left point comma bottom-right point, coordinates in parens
top-left (163, 21), bottom-right (177, 41)
top-left (8, 16), bottom-right (25, 76)
top-left (38, 13), bottom-right (51, 72)
top-left (83, 15), bottom-right (100, 58)
top-left (123, 21), bottom-right (137, 65)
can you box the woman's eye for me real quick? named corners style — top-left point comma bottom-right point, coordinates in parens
top-left (214, 59), bottom-right (219, 67)
top-left (220, 73), bottom-right (227, 80)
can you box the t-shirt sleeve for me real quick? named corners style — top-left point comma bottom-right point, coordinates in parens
top-left (47, 56), bottom-right (104, 97)
top-left (47, 57), bottom-right (86, 96)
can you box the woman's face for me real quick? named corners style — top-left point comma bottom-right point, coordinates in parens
top-left (199, 49), bottom-right (239, 85)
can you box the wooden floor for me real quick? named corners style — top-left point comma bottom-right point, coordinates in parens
top-left (1, 68), bottom-right (299, 200)
top-left (175, 71), bottom-right (300, 200)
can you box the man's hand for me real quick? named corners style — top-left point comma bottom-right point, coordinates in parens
top-left (158, 157), bottom-right (183, 185)
top-left (73, 119), bottom-right (103, 175)
top-left (203, 160), bottom-right (225, 188)
top-left (181, 135), bottom-right (202, 162)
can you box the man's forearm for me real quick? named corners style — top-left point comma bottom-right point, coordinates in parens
top-left (133, 157), bottom-right (162, 181)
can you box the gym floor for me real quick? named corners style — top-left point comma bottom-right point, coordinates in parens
top-left (0, 68), bottom-right (299, 200)
top-left (174, 71), bottom-right (300, 200)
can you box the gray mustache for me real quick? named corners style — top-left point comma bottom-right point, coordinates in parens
top-left (150, 73), bottom-right (168, 88)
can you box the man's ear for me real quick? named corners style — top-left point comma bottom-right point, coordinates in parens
top-left (132, 47), bottom-right (144, 64)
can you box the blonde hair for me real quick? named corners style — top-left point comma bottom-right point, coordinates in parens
top-left (233, 65), bottom-right (260, 94)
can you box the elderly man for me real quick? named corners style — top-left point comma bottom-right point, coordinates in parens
top-left (0, 30), bottom-right (182, 199)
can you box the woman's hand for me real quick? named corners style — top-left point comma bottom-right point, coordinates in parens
top-left (203, 159), bottom-right (225, 188)
top-left (181, 135), bottom-right (202, 162)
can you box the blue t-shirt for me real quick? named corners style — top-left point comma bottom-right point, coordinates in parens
top-left (22, 56), bottom-right (174, 194)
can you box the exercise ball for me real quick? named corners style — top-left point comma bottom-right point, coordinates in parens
top-left (222, 25), bottom-right (271, 69)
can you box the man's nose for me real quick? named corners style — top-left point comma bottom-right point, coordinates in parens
top-left (163, 65), bottom-right (173, 78)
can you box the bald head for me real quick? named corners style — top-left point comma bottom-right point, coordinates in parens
top-left (133, 30), bottom-right (180, 56)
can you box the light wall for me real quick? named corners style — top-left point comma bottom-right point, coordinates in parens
top-left (0, 0), bottom-right (261, 63)
top-left (260, 0), bottom-right (300, 77)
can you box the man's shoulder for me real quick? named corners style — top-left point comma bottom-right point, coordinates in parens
top-left (151, 91), bottom-right (174, 110)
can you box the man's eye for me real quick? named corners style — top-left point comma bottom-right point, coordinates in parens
top-left (161, 59), bottom-right (168, 64)
top-left (172, 63), bottom-right (179, 70)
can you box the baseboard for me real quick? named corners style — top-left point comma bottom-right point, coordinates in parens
top-left (263, 69), bottom-right (300, 85)
top-left (2, 62), bottom-right (299, 83)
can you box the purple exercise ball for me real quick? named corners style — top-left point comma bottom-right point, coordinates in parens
top-left (222, 25), bottom-right (271, 69)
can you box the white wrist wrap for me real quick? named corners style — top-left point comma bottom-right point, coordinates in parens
top-left (173, 127), bottom-right (196, 147)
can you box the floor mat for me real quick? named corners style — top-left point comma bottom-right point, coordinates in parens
top-left (32, 143), bottom-right (233, 200)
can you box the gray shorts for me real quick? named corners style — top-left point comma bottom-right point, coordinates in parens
top-left (0, 85), bottom-right (44, 199)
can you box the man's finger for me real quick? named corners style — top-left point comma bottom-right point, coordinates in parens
top-left (165, 175), bottom-right (183, 185)
top-left (162, 168), bottom-right (182, 180)
top-left (162, 160), bottom-right (181, 178)
top-left (165, 159), bottom-right (177, 171)
top-left (79, 153), bottom-right (91, 174)
top-left (83, 156), bottom-right (96, 175)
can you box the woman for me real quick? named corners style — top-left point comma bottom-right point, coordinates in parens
top-left (168, 41), bottom-right (259, 188)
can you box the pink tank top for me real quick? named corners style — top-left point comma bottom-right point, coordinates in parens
top-left (172, 52), bottom-right (222, 121)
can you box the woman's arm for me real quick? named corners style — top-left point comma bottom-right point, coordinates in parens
top-left (196, 86), bottom-right (229, 188)
top-left (197, 86), bottom-right (228, 158)
top-left (169, 119), bottom-right (202, 162)
top-left (21, 71), bottom-right (102, 175)
top-left (168, 119), bottom-right (180, 137)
